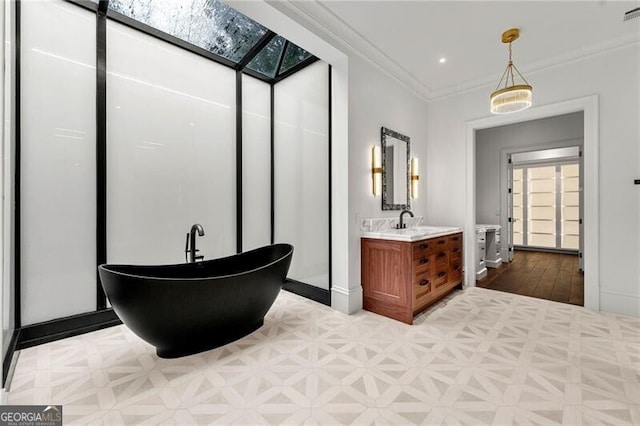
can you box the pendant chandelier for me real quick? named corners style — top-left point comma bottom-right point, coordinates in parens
top-left (490, 28), bottom-right (532, 114)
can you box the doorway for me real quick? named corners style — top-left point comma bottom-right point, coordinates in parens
top-left (508, 146), bottom-right (584, 265)
top-left (465, 96), bottom-right (599, 310)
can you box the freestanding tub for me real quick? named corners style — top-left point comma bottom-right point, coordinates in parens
top-left (98, 244), bottom-right (293, 358)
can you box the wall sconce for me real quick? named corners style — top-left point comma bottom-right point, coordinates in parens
top-left (411, 157), bottom-right (419, 199)
top-left (372, 146), bottom-right (382, 196)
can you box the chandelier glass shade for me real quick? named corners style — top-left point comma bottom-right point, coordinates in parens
top-left (490, 28), bottom-right (532, 114)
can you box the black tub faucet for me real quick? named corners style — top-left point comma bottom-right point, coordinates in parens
top-left (185, 224), bottom-right (205, 263)
top-left (397, 210), bottom-right (414, 229)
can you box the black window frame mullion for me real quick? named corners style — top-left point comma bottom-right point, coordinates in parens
top-left (14, 0), bottom-right (22, 330)
top-left (96, 0), bottom-right (108, 310)
top-left (274, 56), bottom-right (320, 83)
top-left (65, 0), bottom-right (98, 12)
top-left (236, 70), bottom-right (243, 254)
top-left (327, 64), bottom-right (332, 290)
top-left (274, 40), bottom-right (289, 77)
top-left (270, 83), bottom-right (275, 245)
top-left (237, 30), bottom-right (277, 70)
top-left (242, 68), bottom-right (274, 84)
top-left (105, 9), bottom-right (238, 69)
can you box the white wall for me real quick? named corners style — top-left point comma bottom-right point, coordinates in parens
top-left (274, 61), bottom-right (329, 289)
top-left (348, 55), bottom-right (429, 301)
top-left (21, 1), bottom-right (97, 325)
top-left (107, 21), bottom-right (236, 266)
top-left (475, 112), bottom-right (583, 224)
top-left (242, 75), bottom-right (271, 252)
top-left (427, 44), bottom-right (640, 316)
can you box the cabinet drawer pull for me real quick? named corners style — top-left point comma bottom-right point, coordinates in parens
top-left (452, 248), bottom-right (459, 253)
top-left (419, 258), bottom-right (429, 264)
top-left (438, 240), bottom-right (446, 245)
top-left (419, 279), bottom-right (430, 286)
top-left (419, 243), bottom-right (428, 250)
top-left (452, 236), bottom-right (459, 241)
top-left (438, 271), bottom-right (446, 278)
top-left (437, 252), bottom-right (446, 258)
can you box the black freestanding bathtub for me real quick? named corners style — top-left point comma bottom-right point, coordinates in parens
top-left (98, 244), bottom-right (293, 358)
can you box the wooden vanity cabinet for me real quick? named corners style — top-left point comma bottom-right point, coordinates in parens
top-left (361, 232), bottom-right (463, 324)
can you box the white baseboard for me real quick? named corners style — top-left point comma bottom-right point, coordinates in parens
top-left (476, 268), bottom-right (487, 280)
top-left (486, 258), bottom-right (502, 268)
top-left (331, 285), bottom-right (363, 315)
top-left (600, 290), bottom-right (640, 317)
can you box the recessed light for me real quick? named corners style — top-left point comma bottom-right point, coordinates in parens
top-left (439, 57), bottom-right (446, 64)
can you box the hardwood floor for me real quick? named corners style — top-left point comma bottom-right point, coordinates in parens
top-left (476, 250), bottom-right (584, 306)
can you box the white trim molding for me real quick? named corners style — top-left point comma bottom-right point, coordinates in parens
top-left (464, 95), bottom-right (600, 311)
top-left (248, 1), bottom-right (638, 103)
top-left (331, 285), bottom-right (363, 315)
top-left (600, 290), bottom-right (640, 318)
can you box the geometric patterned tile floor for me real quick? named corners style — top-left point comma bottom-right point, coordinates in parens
top-left (7, 287), bottom-right (640, 425)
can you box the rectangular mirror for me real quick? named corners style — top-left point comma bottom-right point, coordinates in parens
top-left (381, 127), bottom-right (410, 210)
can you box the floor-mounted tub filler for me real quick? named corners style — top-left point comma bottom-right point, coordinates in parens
top-left (98, 244), bottom-right (293, 358)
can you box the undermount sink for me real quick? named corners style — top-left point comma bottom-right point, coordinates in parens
top-left (361, 225), bottom-right (463, 242)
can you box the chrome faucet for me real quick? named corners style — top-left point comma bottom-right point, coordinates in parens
top-left (397, 209), bottom-right (414, 229)
top-left (185, 224), bottom-right (205, 263)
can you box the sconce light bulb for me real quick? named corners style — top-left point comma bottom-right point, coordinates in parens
top-left (411, 157), bottom-right (420, 199)
top-left (372, 146), bottom-right (382, 196)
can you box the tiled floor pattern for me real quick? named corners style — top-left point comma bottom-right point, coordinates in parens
top-left (7, 287), bottom-right (640, 425)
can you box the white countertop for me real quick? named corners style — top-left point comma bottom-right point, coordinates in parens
top-left (476, 224), bottom-right (502, 232)
top-left (361, 225), bottom-right (463, 242)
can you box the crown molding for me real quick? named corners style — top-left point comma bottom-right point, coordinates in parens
top-left (428, 33), bottom-right (640, 102)
top-left (266, 1), bottom-right (639, 104)
top-left (265, 0), bottom-right (432, 102)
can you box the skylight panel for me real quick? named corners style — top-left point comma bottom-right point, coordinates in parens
top-left (108, 0), bottom-right (268, 63)
top-left (279, 43), bottom-right (312, 74)
top-left (245, 35), bottom-right (285, 78)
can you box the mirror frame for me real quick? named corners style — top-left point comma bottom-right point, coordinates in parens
top-left (381, 127), bottom-right (411, 211)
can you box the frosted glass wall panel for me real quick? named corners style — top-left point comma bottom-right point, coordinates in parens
top-left (242, 75), bottom-right (271, 251)
top-left (274, 62), bottom-right (329, 289)
top-left (21, 1), bottom-right (96, 324)
top-left (107, 22), bottom-right (235, 265)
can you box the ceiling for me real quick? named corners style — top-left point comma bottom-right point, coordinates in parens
top-left (292, 1), bottom-right (640, 100)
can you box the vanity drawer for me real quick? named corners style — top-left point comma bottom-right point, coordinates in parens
top-left (434, 250), bottom-right (449, 268)
top-left (450, 245), bottom-right (462, 261)
top-left (449, 259), bottom-right (463, 282)
top-left (449, 233), bottom-right (462, 248)
top-left (433, 270), bottom-right (448, 289)
top-left (432, 237), bottom-right (449, 250)
top-left (413, 273), bottom-right (433, 308)
top-left (414, 255), bottom-right (431, 275)
top-left (412, 240), bottom-right (435, 260)
top-left (413, 273), bottom-right (432, 296)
